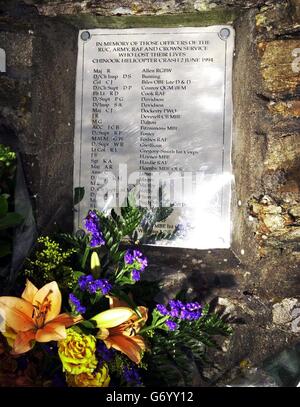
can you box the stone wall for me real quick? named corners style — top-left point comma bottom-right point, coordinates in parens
top-left (0, 0), bottom-right (299, 385)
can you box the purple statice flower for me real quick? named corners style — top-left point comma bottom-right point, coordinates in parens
top-left (156, 299), bottom-right (202, 322)
top-left (156, 304), bottom-right (168, 316)
top-left (93, 279), bottom-right (112, 295)
top-left (132, 269), bottom-right (141, 281)
top-left (168, 300), bottom-right (183, 318)
top-left (169, 299), bottom-right (202, 321)
top-left (165, 320), bottom-right (178, 331)
top-left (124, 250), bottom-right (136, 264)
top-left (139, 259), bottom-right (148, 272)
top-left (84, 210), bottom-right (105, 247)
top-left (78, 274), bottom-right (112, 295)
top-left (97, 341), bottom-right (115, 363)
top-left (137, 252), bottom-right (148, 271)
top-left (183, 302), bottom-right (202, 320)
top-left (86, 280), bottom-right (98, 294)
top-left (123, 366), bottom-right (142, 386)
top-left (69, 293), bottom-right (86, 314)
top-left (125, 249), bottom-right (148, 270)
top-left (169, 299), bottom-right (184, 309)
top-left (124, 249), bottom-right (148, 282)
top-left (78, 274), bottom-right (94, 291)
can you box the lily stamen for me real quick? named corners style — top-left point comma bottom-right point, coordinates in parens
top-left (0, 280), bottom-right (81, 354)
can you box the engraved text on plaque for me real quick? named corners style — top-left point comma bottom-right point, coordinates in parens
top-left (74, 27), bottom-right (235, 249)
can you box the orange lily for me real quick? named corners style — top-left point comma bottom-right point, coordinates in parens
top-left (92, 297), bottom-right (148, 364)
top-left (0, 280), bottom-right (81, 354)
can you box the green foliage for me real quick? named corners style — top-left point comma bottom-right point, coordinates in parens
top-left (0, 144), bottom-right (16, 182)
top-left (19, 193), bottom-right (233, 387)
top-left (0, 210), bottom-right (23, 231)
top-left (94, 201), bottom-right (143, 262)
top-left (58, 232), bottom-right (91, 271)
top-left (120, 200), bottom-right (143, 238)
top-left (57, 203), bottom-right (145, 289)
top-left (25, 237), bottom-right (78, 290)
top-left (62, 194), bottom-right (178, 281)
top-left (144, 305), bottom-right (232, 386)
top-left (138, 187), bottom-right (179, 244)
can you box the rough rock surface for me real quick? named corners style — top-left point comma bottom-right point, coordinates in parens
top-left (3, 1), bottom-right (283, 17)
top-left (272, 298), bottom-right (299, 326)
top-left (0, 0), bottom-right (299, 386)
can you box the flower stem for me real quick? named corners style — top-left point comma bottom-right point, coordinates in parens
top-left (115, 266), bottom-right (128, 282)
top-left (81, 245), bottom-right (90, 270)
top-left (139, 316), bottom-right (169, 334)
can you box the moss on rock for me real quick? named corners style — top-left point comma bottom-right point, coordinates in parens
top-left (59, 10), bottom-right (238, 30)
top-left (259, 40), bottom-right (300, 96)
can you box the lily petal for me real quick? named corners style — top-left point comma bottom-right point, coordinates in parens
top-left (13, 330), bottom-right (36, 354)
top-left (2, 326), bottom-right (17, 348)
top-left (137, 306), bottom-right (148, 325)
top-left (91, 307), bottom-right (135, 329)
top-left (91, 251), bottom-right (101, 275)
top-left (52, 313), bottom-right (82, 327)
top-left (36, 322), bottom-right (67, 342)
top-left (21, 280), bottom-right (38, 304)
top-left (108, 298), bottom-right (147, 325)
top-left (33, 281), bottom-right (61, 323)
top-left (96, 328), bottom-right (110, 340)
top-left (104, 334), bottom-right (145, 364)
top-left (0, 297), bottom-right (34, 332)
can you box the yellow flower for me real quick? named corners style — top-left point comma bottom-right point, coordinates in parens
top-left (58, 329), bottom-right (97, 375)
top-left (66, 364), bottom-right (110, 387)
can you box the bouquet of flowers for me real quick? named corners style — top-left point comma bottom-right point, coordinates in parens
top-left (0, 145), bottom-right (231, 387)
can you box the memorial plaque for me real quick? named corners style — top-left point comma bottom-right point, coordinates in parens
top-left (74, 26), bottom-right (235, 249)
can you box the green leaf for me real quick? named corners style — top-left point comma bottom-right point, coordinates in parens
top-left (109, 242), bottom-right (119, 255)
top-left (81, 245), bottom-right (90, 269)
top-left (73, 271), bottom-right (85, 280)
top-left (111, 209), bottom-right (119, 222)
top-left (104, 231), bottom-right (111, 241)
top-left (107, 236), bottom-right (113, 247)
top-left (90, 291), bottom-right (104, 305)
top-left (70, 325), bottom-right (84, 334)
top-left (0, 212), bottom-right (23, 230)
top-left (150, 309), bottom-right (161, 326)
top-left (112, 250), bottom-right (126, 263)
top-left (74, 187), bottom-right (85, 205)
top-left (79, 320), bottom-right (97, 330)
top-left (0, 195), bottom-right (8, 218)
top-left (117, 276), bottom-right (135, 286)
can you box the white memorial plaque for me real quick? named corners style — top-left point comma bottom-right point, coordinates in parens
top-left (74, 26), bottom-right (235, 249)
